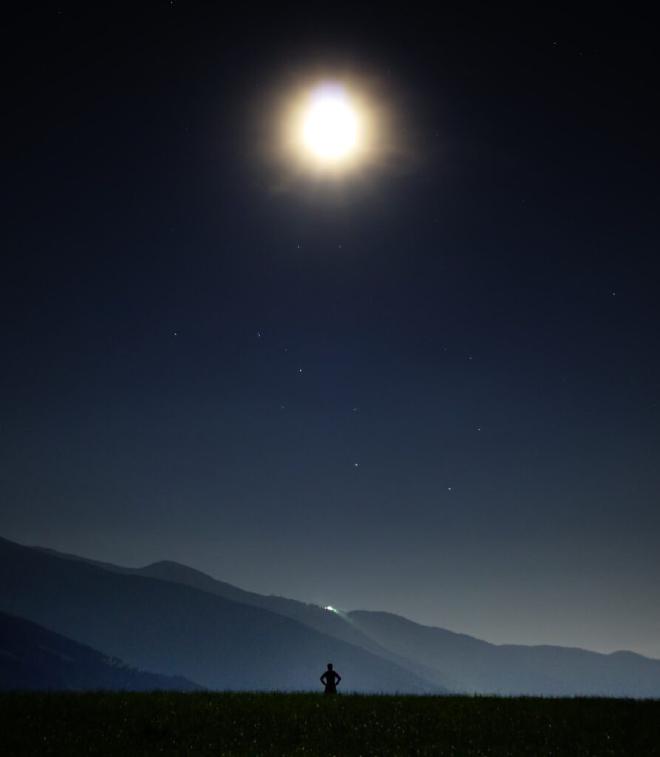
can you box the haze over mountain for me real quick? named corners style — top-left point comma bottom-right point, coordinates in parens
top-left (347, 611), bottom-right (660, 698)
top-left (3, 536), bottom-right (660, 696)
top-left (0, 611), bottom-right (198, 691)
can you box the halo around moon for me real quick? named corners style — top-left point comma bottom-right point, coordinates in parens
top-left (253, 66), bottom-right (409, 190)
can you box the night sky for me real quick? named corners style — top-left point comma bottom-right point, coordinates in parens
top-left (3, 5), bottom-right (659, 658)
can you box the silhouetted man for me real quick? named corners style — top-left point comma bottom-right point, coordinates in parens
top-left (320, 662), bottom-right (341, 694)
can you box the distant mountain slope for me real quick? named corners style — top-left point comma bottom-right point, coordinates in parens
top-left (0, 611), bottom-right (198, 691)
top-left (144, 561), bottom-right (660, 697)
top-left (0, 537), bottom-right (439, 693)
top-left (135, 561), bottom-right (402, 659)
top-left (36, 548), bottom-right (393, 660)
top-left (348, 610), bottom-right (660, 697)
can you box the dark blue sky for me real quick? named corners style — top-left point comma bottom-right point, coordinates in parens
top-left (2, 4), bottom-right (659, 657)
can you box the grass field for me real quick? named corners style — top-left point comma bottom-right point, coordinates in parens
top-left (1, 692), bottom-right (659, 756)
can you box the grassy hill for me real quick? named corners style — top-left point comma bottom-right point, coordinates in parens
top-left (1, 692), bottom-right (659, 756)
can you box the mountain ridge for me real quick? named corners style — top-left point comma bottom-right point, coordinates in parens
top-left (33, 544), bottom-right (418, 673)
top-left (0, 536), bottom-right (440, 693)
top-left (38, 543), bottom-right (656, 662)
top-left (10, 536), bottom-right (660, 696)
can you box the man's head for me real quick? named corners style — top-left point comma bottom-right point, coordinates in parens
top-left (327, 663), bottom-right (333, 670)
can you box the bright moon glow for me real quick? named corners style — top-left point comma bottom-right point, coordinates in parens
top-left (324, 605), bottom-right (337, 613)
top-left (301, 85), bottom-right (359, 163)
top-left (276, 74), bottom-right (390, 177)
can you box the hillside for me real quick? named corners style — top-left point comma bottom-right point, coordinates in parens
top-left (0, 611), bottom-right (198, 691)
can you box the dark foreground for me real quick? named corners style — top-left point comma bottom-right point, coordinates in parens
top-left (1, 692), bottom-right (659, 756)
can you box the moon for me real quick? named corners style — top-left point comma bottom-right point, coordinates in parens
top-left (301, 83), bottom-right (360, 164)
top-left (269, 71), bottom-right (402, 181)
top-left (280, 79), bottom-right (373, 175)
